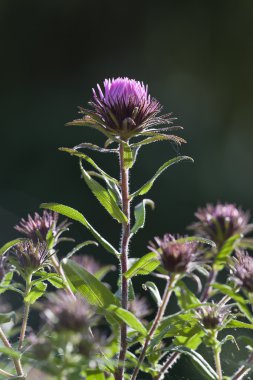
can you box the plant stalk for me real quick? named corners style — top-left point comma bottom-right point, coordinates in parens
top-left (51, 253), bottom-right (76, 300)
top-left (0, 327), bottom-right (24, 377)
top-left (131, 275), bottom-right (176, 380)
top-left (18, 274), bottom-right (32, 351)
top-left (213, 344), bottom-right (222, 380)
top-left (115, 142), bottom-right (131, 380)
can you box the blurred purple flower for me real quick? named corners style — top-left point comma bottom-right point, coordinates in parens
top-left (14, 210), bottom-right (70, 247)
top-left (71, 77), bottom-right (185, 140)
top-left (72, 255), bottom-right (101, 275)
top-left (189, 203), bottom-right (252, 248)
top-left (128, 295), bottom-right (152, 321)
top-left (231, 250), bottom-right (253, 292)
top-left (149, 234), bottom-right (201, 274)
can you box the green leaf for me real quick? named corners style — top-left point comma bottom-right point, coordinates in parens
top-left (47, 276), bottom-right (65, 289)
top-left (170, 346), bottom-right (218, 380)
top-left (0, 238), bottom-right (26, 256)
top-left (0, 272), bottom-right (13, 294)
top-left (213, 284), bottom-right (252, 322)
top-left (40, 203), bottom-right (120, 258)
top-left (130, 156), bottom-right (194, 198)
top-left (106, 305), bottom-right (147, 335)
top-left (0, 347), bottom-right (21, 359)
top-left (59, 147), bottom-right (118, 184)
top-left (225, 320), bottom-right (253, 329)
top-left (65, 240), bottom-right (98, 260)
top-left (131, 199), bottom-right (155, 235)
top-left (142, 281), bottom-right (162, 307)
top-left (238, 238), bottom-right (253, 250)
top-left (175, 281), bottom-right (201, 310)
top-left (122, 142), bottom-right (133, 169)
top-left (124, 252), bottom-right (160, 279)
top-left (86, 370), bottom-right (105, 380)
top-left (25, 282), bottom-right (47, 304)
top-left (175, 236), bottom-right (216, 248)
top-left (94, 265), bottom-right (116, 281)
top-left (132, 134), bottom-right (186, 148)
top-left (79, 160), bottom-right (127, 224)
top-left (214, 234), bottom-right (242, 271)
top-left (0, 311), bottom-right (16, 324)
top-left (62, 259), bottom-right (118, 307)
top-left (75, 142), bottom-right (117, 154)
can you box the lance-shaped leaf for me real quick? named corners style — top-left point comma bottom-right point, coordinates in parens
top-left (40, 203), bottom-right (120, 257)
top-left (124, 252), bottom-right (160, 279)
top-left (86, 371), bottom-right (106, 380)
top-left (59, 147), bottom-right (119, 185)
top-left (79, 160), bottom-right (127, 224)
top-left (170, 346), bottom-right (218, 380)
top-left (213, 234), bottom-right (242, 271)
top-left (25, 282), bottom-right (47, 304)
top-left (62, 259), bottom-right (118, 308)
top-left (65, 240), bottom-right (98, 260)
top-left (130, 156), bottom-right (194, 198)
top-left (0, 238), bottom-right (26, 256)
top-left (131, 199), bottom-right (155, 236)
top-left (175, 281), bottom-right (201, 310)
top-left (74, 142), bottom-right (117, 153)
top-left (142, 281), bottom-right (162, 307)
top-left (131, 133), bottom-right (186, 148)
top-left (175, 236), bottom-right (216, 248)
top-left (225, 320), bottom-right (253, 330)
top-left (106, 305), bottom-right (147, 335)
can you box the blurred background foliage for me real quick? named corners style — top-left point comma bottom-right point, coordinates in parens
top-left (0, 1), bottom-right (253, 378)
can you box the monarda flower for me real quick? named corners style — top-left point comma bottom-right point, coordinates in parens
top-left (196, 304), bottom-right (231, 330)
top-left (189, 203), bottom-right (252, 248)
top-left (68, 77), bottom-right (185, 141)
top-left (43, 291), bottom-right (94, 332)
top-left (9, 240), bottom-right (50, 277)
top-left (149, 234), bottom-right (201, 274)
top-left (231, 250), bottom-right (253, 293)
top-left (14, 210), bottom-right (70, 247)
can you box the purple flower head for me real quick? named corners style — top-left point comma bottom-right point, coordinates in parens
top-left (231, 250), bottom-right (253, 293)
top-left (128, 296), bottom-right (152, 322)
top-left (43, 291), bottom-right (94, 332)
top-left (14, 210), bottom-right (70, 247)
top-left (9, 240), bottom-right (50, 277)
top-left (72, 255), bottom-right (101, 275)
top-left (189, 203), bottom-right (251, 248)
top-left (70, 77), bottom-right (185, 141)
top-left (149, 234), bottom-right (201, 274)
top-left (196, 303), bottom-right (231, 330)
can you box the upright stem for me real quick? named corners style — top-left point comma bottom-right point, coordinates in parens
top-left (116, 142), bottom-right (131, 380)
top-left (213, 342), bottom-right (222, 380)
top-left (19, 274), bottom-right (32, 351)
top-left (0, 327), bottom-right (24, 377)
top-left (131, 275), bottom-right (176, 380)
top-left (200, 268), bottom-right (217, 302)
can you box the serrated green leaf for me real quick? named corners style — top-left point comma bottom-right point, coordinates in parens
top-left (40, 203), bottom-right (120, 258)
top-left (106, 305), bottom-right (147, 335)
top-left (175, 281), bottom-right (201, 310)
top-left (62, 259), bottom-right (118, 308)
top-left (0, 238), bottom-right (26, 256)
top-left (131, 134), bottom-right (186, 148)
top-left (214, 234), bottom-right (242, 271)
top-left (75, 142), bottom-right (117, 154)
top-left (79, 160), bottom-right (127, 223)
top-left (25, 282), bottom-right (47, 304)
top-left (142, 281), bottom-right (162, 307)
top-left (0, 311), bottom-right (15, 324)
top-left (59, 147), bottom-right (118, 184)
top-left (65, 240), bottom-right (98, 260)
top-left (170, 346), bottom-right (218, 380)
top-left (131, 199), bottom-right (155, 235)
top-left (124, 252), bottom-right (160, 279)
top-left (130, 156), bottom-right (194, 198)
top-left (213, 283), bottom-right (252, 322)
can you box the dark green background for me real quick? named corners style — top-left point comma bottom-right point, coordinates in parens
top-left (1, 1), bottom-right (253, 378)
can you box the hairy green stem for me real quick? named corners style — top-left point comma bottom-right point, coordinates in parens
top-left (131, 275), bottom-right (176, 380)
top-left (19, 274), bottom-right (32, 351)
top-left (0, 367), bottom-right (15, 378)
top-left (0, 327), bottom-right (24, 377)
top-left (115, 142), bottom-right (131, 380)
top-left (213, 343), bottom-right (222, 380)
